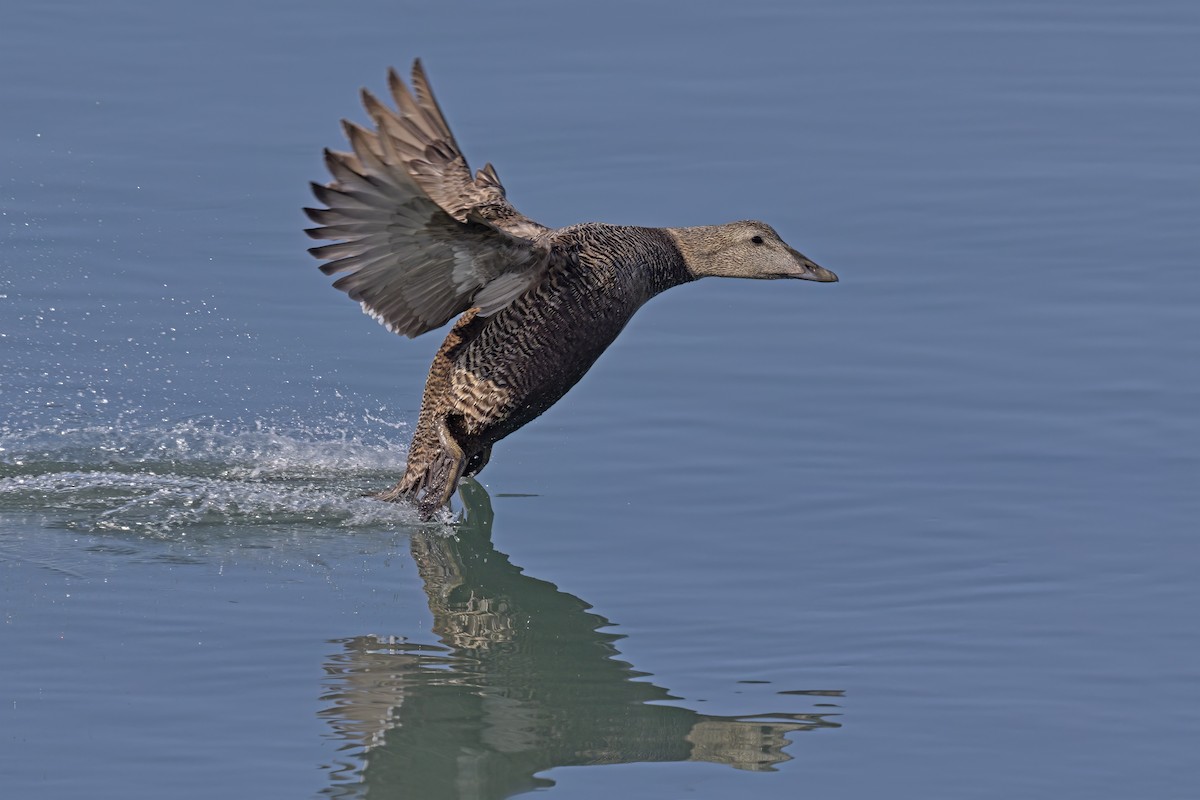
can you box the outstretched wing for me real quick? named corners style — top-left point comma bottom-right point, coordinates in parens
top-left (366, 60), bottom-right (547, 238)
top-left (305, 62), bottom-right (550, 339)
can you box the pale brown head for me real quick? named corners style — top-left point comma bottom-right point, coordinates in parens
top-left (669, 220), bottom-right (837, 282)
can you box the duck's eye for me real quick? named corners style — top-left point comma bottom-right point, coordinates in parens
top-left (751, 235), bottom-right (764, 245)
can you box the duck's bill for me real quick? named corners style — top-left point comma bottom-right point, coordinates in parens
top-left (788, 250), bottom-right (839, 282)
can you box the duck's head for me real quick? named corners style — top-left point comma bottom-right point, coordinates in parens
top-left (670, 220), bottom-right (837, 283)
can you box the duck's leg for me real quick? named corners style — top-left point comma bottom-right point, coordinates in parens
top-left (375, 311), bottom-right (486, 505)
top-left (375, 415), bottom-right (467, 516)
top-left (415, 416), bottom-right (469, 518)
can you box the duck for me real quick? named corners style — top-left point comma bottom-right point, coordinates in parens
top-left (305, 61), bottom-right (838, 517)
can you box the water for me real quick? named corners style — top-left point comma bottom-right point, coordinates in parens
top-left (3, 0), bottom-right (1199, 797)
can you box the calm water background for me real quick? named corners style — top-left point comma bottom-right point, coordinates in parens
top-left (3, 0), bottom-right (1198, 797)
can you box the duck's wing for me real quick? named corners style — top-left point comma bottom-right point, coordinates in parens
top-left (304, 65), bottom-right (552, 339)
top-left (365, 60), bottom-right (546, 238)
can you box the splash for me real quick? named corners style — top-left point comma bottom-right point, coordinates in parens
top-left (0, 415), bottom-right (450, 535)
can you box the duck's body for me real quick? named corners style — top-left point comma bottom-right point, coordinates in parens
top-left (381, 224), bottom-right (692, 507)
top-left (306, 62), bottom-right (837, 516)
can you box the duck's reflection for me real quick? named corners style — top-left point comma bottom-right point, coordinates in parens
top-left (321, 480), bottom-right (840, 798)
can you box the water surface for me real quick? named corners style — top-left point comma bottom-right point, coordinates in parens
top-left (3, 1), bottom-right (1199, 798)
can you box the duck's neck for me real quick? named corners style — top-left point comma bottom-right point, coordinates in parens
top-left (570, 224), bottom-right (696, 297)
top-left (663, 225), bottom-right (730, 279)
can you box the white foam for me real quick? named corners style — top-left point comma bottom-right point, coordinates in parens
top-left (0, 416), bottom-right (444, 535)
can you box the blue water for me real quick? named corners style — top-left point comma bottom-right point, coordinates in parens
top-left (3, 1), bottom-right (1199, 798)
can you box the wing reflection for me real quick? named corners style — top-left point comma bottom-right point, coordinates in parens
top-left (320, 479), bottom-right (841, 798)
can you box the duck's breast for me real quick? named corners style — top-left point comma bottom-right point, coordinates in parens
top-left (453, 230), bottom-right (674, 441)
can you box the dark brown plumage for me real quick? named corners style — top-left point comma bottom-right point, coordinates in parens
top-left (305, 61), bottom-right (838, 516)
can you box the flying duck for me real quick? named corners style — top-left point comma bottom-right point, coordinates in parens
top-left (305, 61), bottom-right (838, 517)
